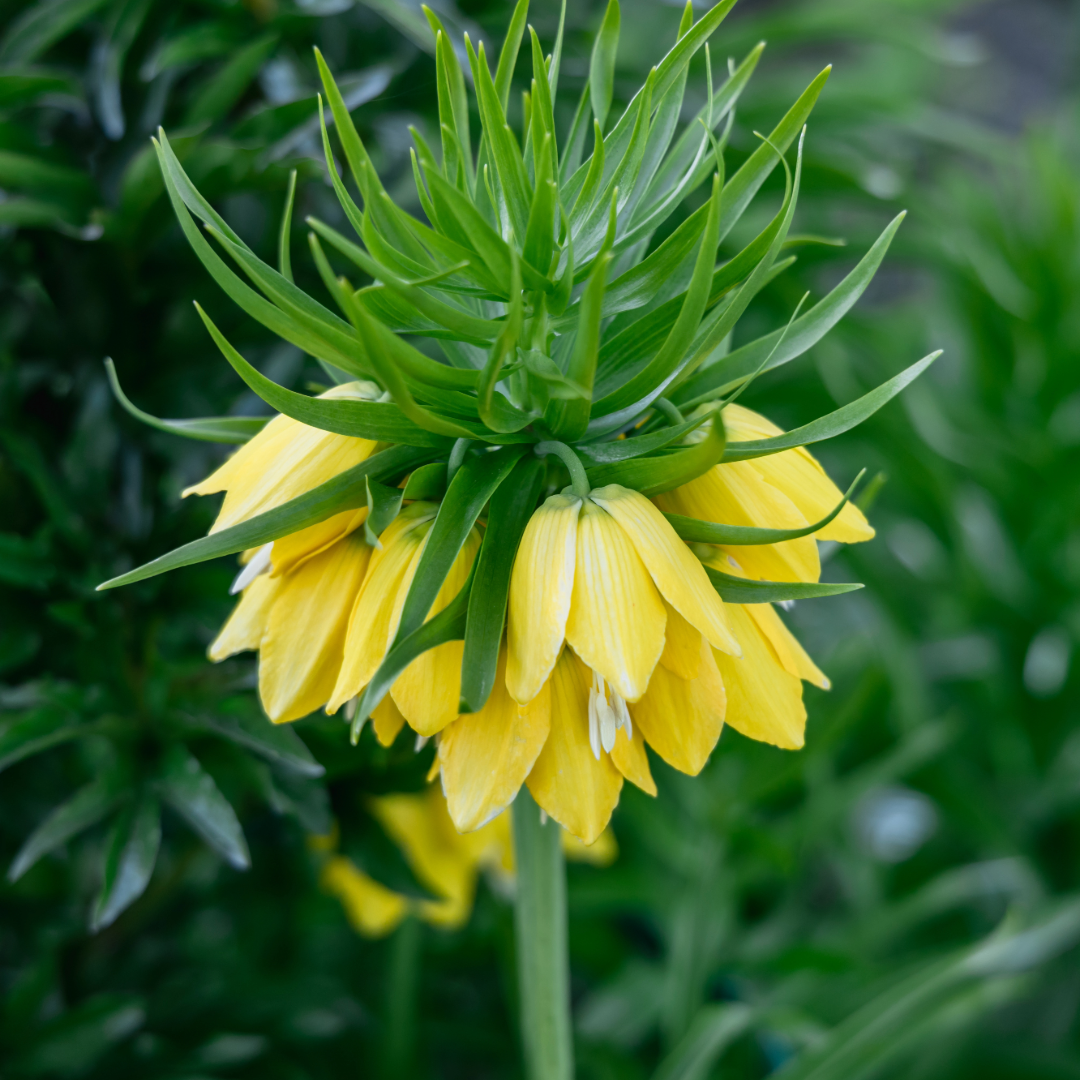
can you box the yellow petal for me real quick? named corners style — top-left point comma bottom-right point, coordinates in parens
top-left (320, 856), bottom-right (408, 938)
top-left (372, 787), bottom-right (488, 930)
top-left (658, 599), bottom-right (702, 680)
top-left (629, 638), bottom-right (726, 775)
top-left (372, 694), bottom-right (407, 747)
top-left (562, 828), bottom-right (618, 866)
top-left (712, 604), bottom-right (806, 749)
top-left (208, 572), bottom-right (280, 660)
top-left (723, 403), bottom-right (873, 544)
top-left (591, 484), bottom-right (741, 656)
top-left (609, 725), bottom-right (657, 796)
top-left (185, 388), bottom-right (379, 534)
top-left (525, 650), bottom-right (623, 844)
top-left (439, 649), bottom-right (552, 832)
top-left (328, 506), bottom-right (436, 712)
top-left (259, 534), bottom-right (372, 723)
top-left (390, 529), bottom-right (482, 736)
top-left (271, 508), bottom-right (368, 577)
top-left (506, 494), bottom-right (582, 705)
top-left (564, 498), bottom-right (666, 702)
top-left (654, 463), bottom-right (820, 584)
top-left (745, 603), bottom-right (830, 689)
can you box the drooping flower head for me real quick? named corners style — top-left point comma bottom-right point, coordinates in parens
top-left (101, 0), bottom-right (938, 846)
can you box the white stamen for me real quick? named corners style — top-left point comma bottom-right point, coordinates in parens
top-left (599, 696), bottom-right (617, 754)
top-left (344, 696), bottom-right (359, 721)
top-left (415, 734), bottom-right (429, 752)
top-left (230, 542), bottom-right (273, 594)
top-left (613, 691), bottom-right (632, 740)
top-left (539, 809), bottom-right (548, 825)
top-left (587, 684), bottom-right (602, 761)
top-left (779, 599), bottom-right (796, 612)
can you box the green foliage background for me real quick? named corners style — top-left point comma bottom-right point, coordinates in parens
top-left (1, 0), bottom-right (1079, 1077)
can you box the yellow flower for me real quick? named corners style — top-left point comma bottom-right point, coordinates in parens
top-left (435, 483), bottom-right (739, 844)
top-left (653, 403), bottom-right (874, 583)
top-left (318, 785), bottom-right (616, 937)
top-left (184, 381), bottom-right (381, 533)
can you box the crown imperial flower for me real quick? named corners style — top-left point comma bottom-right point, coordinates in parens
top-left (100, 0), bottom-right (937, 847)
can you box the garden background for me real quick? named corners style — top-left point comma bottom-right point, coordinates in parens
top-left (2, 0), bottom-right (1079, 1076)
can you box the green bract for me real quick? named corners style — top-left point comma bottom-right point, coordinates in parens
top-left (99, 0), bottom-right (937, 725)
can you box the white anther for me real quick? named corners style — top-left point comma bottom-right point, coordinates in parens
top-left (230, 542), bottom-right (273, 594)
top-left (539, 809), bottom-right (548, 825)
top-left (415, 734), bottom-right (429, 752)
top-left (612, 691), bottom-right (632, 740)
top-left (587, 684), bottom-right (602, 761)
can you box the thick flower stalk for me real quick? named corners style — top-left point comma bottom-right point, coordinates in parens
top-left (98, 2), bottom-right (938, 1076)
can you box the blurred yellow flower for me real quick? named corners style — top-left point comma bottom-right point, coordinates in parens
top-left (316, 785), bottom-right (616, 937)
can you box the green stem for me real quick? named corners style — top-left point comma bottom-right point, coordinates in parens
top-left (382, 914), bottom-right (422, 1078)
top-left (534, 440), bottom-right (590, 498)
top-left (512, 787), bottom-right (573, 1080)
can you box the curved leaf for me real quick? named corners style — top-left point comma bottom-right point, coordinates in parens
top-left (704, 565), bottom-right (863, 604)
top-left (722, 352), bottom-right (941, 461)
top-left (193, 304), bottom-right (452, 447)
top-left (585, 412), bottom-right (725, 497)
top-left (96, 444), bottom-right (434, 590)
top-left (105, 359), bottom-right (265, 445)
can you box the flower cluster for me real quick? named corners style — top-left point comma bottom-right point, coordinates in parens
top-left (102, 0), bottom-right (935, 845)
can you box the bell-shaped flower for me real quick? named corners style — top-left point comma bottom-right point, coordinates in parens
top-left (654, 403), bottom-right (874, 583)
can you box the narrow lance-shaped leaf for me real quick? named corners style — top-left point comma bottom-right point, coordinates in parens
top-left (528, 26), bottom-right (557, 179)
top-left (591, 171), bottom-right (721, 426)
top-left (364, 477), bottom-right (404, 547)
top-left (704, 565), bottom-right (863, 605)
top-left (314, 47), bottom-right (429, 261)
top-left (193, 303), bottom-right (450, 447)
top-left (716, 65), bottom-right (830, 243)
top-left (8, 777), bottom-right (125, 883)
top-left (460, 455), bottom-right (545, 713)
top-left (545, 228), bottom-right (611, 440)
top-left (494, 0), bottom-right (529, 110)
top-left (479, 253), bottom-right (532, 433)
top-left (90, 795), bottom-right (162, 932)
top-left (467, 36), bottom-right (532, 241)
top-left (575, 413), bottom-right (708, 465)
top-left (586, 412), bottom-right (726, 497)
top-left (157, 745), bottom-right (249, 870)
top-left (723, 353), bottom-right (941, 461)
top-left (665, 469), bottom-right (866, 545)
top-left (96, 444), bottom-right (435, 590)
top-left (589, 0), bottom-right (620, 133)
top-left (677, 211), bottom-right (907, 405)
top-left (339, 285), bottom-right (492, 441)
top-left (198, 713), bottom-right (325, 778)
top-left (392, 445), bottom-right (526, 647)
top-left (153, 135), bottom-right (370, 379)
top-left (276, 166), bottom-right (299, 283)
top-left (105, 359), bottom-right (266, 445)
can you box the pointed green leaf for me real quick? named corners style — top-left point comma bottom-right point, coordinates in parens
top-left (460, 456), bottom-right (545, 713)
top-left (184, 33), bottom-right (277, 127)
top-left (8, 777), bottom-right (124, 882)
top-left (105, 359), bottom-right (266, 445)
top-left (278, 169), bottom-right (297, 283)
top-left (96, 444), bottom-right (434, 590)
top-left (704, 565), bottom-right (863, 604)
top-left (723, 353), bottom-right (940, 461)
top-left (665, 469), bottom-right (865, 545)
top-left (365, 477), bottom-right (405, 547)
top-left (393, 445), bottom-right (526, 647)
top-left (90, 796), bottom-right (161, 932)
top-left (677, 212), bottom-right (907, 405)
top-left (198, 713), bottom-right (324, 778)
top-left (402, 462), bottom-right (448, 500)
top-left (653, 1003), bottom-right (754, 1080)
top-left (589, 0), bottom-right (620, 132)
top-left (574, 413), bottom-right (707, 465)
top-left (157, 745), bottom-right (249, 869)
top-left (591, 172), bottom-right (721, 423)
top-left (586, 412), bottom-right (725, 497)
top-left (495, 0), bottom-right (529, 110)
top-left (193, 304), bottom-right (451, 447)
